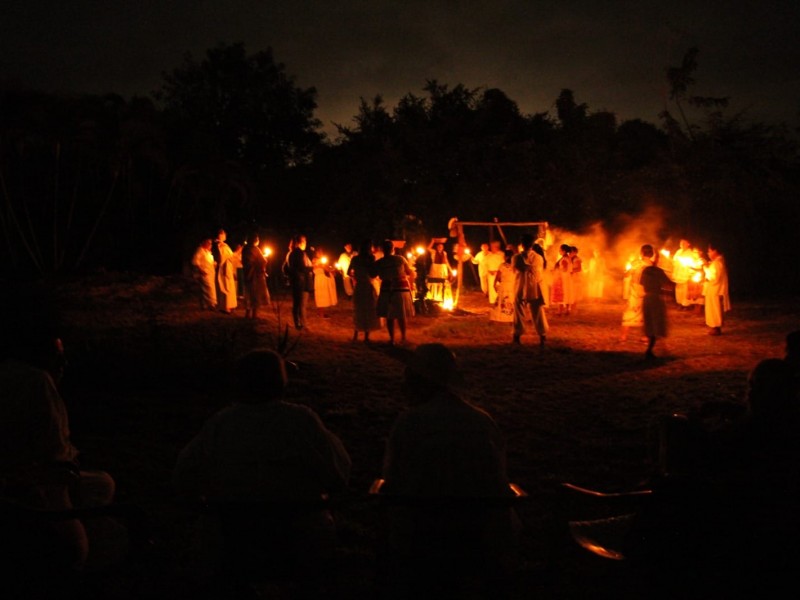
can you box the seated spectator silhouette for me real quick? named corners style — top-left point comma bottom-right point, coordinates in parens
top-left (380, 343), bottom-right (520, 596)
top-left (173, 348), bottom-right (351, 591)
top-left (627, 358), bottom-right (800, 596)
top-left (0, 287), bottom-right (116, 579)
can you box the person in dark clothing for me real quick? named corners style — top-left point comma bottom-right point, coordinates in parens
top-left (287, 234), bottom-right (314, 330)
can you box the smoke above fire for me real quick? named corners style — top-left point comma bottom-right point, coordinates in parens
top-left (547, 204), bottom-right (692, 298)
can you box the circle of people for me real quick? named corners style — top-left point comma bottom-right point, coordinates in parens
top-left (193, 230), bottom-right (731, 356)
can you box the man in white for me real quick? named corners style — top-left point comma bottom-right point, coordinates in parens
top-left (484, 241), bottom-right (506, 305)
top-left (215, 229), bottom-right (239, 314)
top-left (672, 239), bottom-right (693, 310)
top-left (704, 243), bottom-right (730, 335)
top-left (471, 243), bottom-right (490, 297)
top-left (192, 238), bottom-right (217, 310)
top-left (337, 243), bottom-right (355, 298)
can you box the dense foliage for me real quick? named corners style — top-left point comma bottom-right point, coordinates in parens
top-left (1, 45), bottom-right (798, 293)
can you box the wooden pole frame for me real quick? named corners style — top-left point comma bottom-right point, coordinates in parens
top-left (451, 218), bottom-right (549, 309)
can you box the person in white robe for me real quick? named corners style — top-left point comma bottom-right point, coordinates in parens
top-left (192, 238), bottom-right (217, 310)
top-left (313, 248), bottom-right (338, 317)
top-left (586, 248), bottom-right (606, 302)
top-left (215, 230), bottom-right (240, 314)
top-left (672, 239), bottom-right (693, 310)
top-left (620, 253), bottom-right (649, 341)
top-left (703, 244), bottom-right (730, 335)
top-left (484, 241), bottom-right (506, 305)
top-left (471, 243), bottom-right (490, 296)
top-left (337, 243), bottom-right (355, 298)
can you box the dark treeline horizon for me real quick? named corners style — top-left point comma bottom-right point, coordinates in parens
top-left (1, 42), bottom-right (799, 296)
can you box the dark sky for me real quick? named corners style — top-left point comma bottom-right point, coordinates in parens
top-left (3, 1), bottom-right (799, 136)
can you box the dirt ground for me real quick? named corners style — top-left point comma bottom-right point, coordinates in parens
top-left (48, 273), bottom-right (798, 598)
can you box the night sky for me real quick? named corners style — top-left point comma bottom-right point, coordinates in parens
top-left (3, 1), bottom-right (799, 135)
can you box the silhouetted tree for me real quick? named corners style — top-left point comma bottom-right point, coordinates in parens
top-left (157, 42), bottom-right (323, 172)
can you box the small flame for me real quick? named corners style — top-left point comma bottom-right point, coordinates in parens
top-left (660, 248), bottom-right (671, 259)
top-left (451, 268), bottom-right (458, 277)
top-left (415, 246), bottom-right (425, 256)
top-left (406, 252), bottom-right (413, 259)
top-left (321, 256), bottom-right (328, 265)
top-left (691, 272), bottom-right (703, 283)
top-left (262, 246), bottom-right (272, 258)
top-left (442, 298), bottom-right (454, 310)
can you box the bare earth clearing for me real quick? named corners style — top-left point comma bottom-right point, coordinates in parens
top-left (51, 273), bottom-right (798, 598)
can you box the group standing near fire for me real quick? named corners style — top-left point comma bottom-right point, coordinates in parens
top-left (188, 229), bottom-right (732, 354)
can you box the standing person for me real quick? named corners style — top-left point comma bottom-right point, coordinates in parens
top-left (348, 240), bottom-right (381, 342)
top-left (192, 238), bottom-right (217, 310)
top-left (569, 246), bottom-right (584, 312)
top-left (490, 249), bottom-right (515, 323)
top-left (704, 243), bottom-right (730, 336)
top-left (512, 234), bottom-right (549, 346)
top-left (312, 247), bottom-right (338, 318)
top-left (551, 244), bottom-right (572, 316)
top-left (216, 230), bottom-right (239, 314)
top-left (586, 248), bottom-right (606, 302)
top-left (427, 240), bottom-right (451, 302)
top-left (672, 239), bottom-right (693, 310)
top-left (287, 234), bottom-right (314, 331)
top-left (375, 239), bottom-right (415, 346)
top-left (640, 245), bottom-right (675, 359)
top-left (337, 243), bottom-right (355, 299)
top-left (484, 240), bottom-right (506, 306)
top-left (471, 243), bottom-right (491, 297)
top-left (620, 250), bottom-right (649, 342)
top-left (242, 233), bottom-right (269, 320)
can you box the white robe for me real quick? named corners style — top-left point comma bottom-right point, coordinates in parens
top-left (217, 243), bottom-right (240, 312)
top-left (192, 247), bottom-right (217, 308)
top-left (484, 250), bottom-right (506, 305)
top-left (704, 255), bottom-right (731, 328)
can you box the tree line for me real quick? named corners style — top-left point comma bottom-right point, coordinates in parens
top-left (1, 42), bottom-right (798, 293)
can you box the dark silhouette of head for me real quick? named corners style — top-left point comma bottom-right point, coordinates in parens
top-left (746, 358), bottom-right (795, 422)
top-left (234, 349), bottom-right (288, 403)
top-left (0, 284), bottom-right (65, 382)
top-left (404, 343), bottom-right (465, 402)
top-left (359, 239), bottom-right (374, 257)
